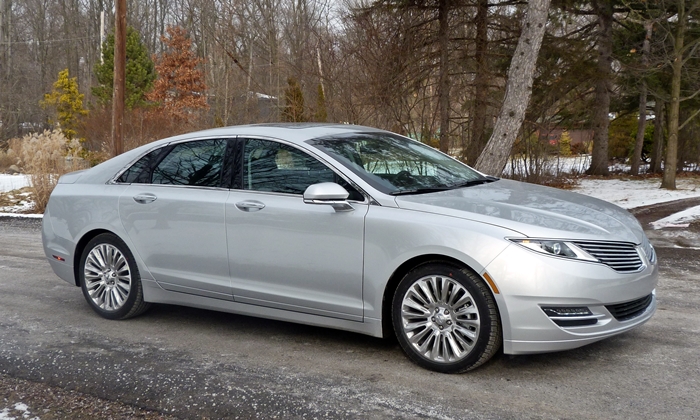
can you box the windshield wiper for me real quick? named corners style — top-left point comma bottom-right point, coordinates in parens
top-left (391, 176), bottom-right (499, 196)
top-left (450, 176), bottom-right (499, 189)
top-left (391, 187), bottom-right (452, 196)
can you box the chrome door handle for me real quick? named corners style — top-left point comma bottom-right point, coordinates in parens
top-left (235, 200), bottom-right (265, 212)
top-left (133, 193), bottom-right (157, 204)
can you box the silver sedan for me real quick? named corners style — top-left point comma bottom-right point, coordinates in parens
top-left (42, 124), bottom-right (657, 373)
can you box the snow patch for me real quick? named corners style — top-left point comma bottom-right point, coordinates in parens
top-left (0, 403), bottom-right (40, 420)
top-left (0, 174), bottom-right (30, 193)
top-left (573, 178), bottom-right (700, 209)
top-left (650, 205), bottom-right (700, 229)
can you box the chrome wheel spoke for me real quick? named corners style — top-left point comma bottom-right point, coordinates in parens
top-left (401, 274), bottom-right (480, 364)
top-left (402, 297), bottom-right (431, 316)
top-left (445, 333), bottom-right (464, 359)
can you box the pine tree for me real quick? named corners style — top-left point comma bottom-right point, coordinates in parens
top-left (147, 26), bottom-right (208, 122)
top-left (559, 130), bottom-right (572, 156)
top-left (282, 77), bottom-right (306, 122)
top-left (41, 69), bottom-right (88, 140)
top-left (92, 27), bottom-right (156, 109)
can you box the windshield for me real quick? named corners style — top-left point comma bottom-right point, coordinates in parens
top-left (307, 132), bottom-right (492, 195)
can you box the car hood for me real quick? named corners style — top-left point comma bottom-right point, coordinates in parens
top-left (394, 179), bottom-right (645, 244)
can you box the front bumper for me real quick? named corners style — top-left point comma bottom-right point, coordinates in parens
top-left (485, 243), bottom-right (658, 354)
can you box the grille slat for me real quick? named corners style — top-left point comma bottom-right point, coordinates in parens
top-left (606, 294), bottom-right (653, 321)
top-left (574, 241), bottom-right (643, 272)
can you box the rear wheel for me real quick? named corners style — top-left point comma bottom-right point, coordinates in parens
top-left (79, 233), bottom-right (150, 320)
top-left (392, 263), bottom-right (501, 373)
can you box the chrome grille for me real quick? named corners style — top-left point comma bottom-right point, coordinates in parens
top-left (573, 241), bottom-right (643, 273)
top-left (606, 294), bottom-right (653, 321)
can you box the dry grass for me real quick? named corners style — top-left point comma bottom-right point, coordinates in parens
top-left (11, 130), bottom-right (88, 213)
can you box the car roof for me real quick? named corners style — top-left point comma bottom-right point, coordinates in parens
top-left (160, 123), bottom-right (387, 146)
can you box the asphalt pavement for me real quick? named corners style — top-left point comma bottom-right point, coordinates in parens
top-left (0, 212), bottom-right (698, 419)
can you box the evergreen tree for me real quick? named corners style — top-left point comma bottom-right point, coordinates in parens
top-left (92, 27), bottom-right (156, 109)
top-left (41, 69), bottom-right (88, 140)
top-left (282, 77), bottom-right (306, 122)
top-left (147, 26), bottom-right (209, 122)
top-left (559, 130), bottom-right (572, 156)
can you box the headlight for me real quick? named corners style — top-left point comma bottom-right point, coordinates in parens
top-left (509, 239), bottom-right (597, 261)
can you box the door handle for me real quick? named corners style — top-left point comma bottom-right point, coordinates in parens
top-left (235, 200), bottom-right (265, 212)
top-left (133, 193), bottom-right (157, 204)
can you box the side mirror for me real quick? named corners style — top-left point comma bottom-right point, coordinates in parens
top-left (303, 182), bottom-right (354, 212)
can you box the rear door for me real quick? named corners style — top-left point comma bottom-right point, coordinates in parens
top-left (118, 138), bottom-right (233, 300)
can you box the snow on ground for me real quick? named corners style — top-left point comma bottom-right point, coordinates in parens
top-left (650, 206), bottom-right (700, 229)
top-left (573, 177), bottom-right (700, 227)
top-left (0, 402), bottom-right (39, 420)
top-left (0, 174), bottom-right (30, 193)
top-left (572, 177), bottom-right (700, 209)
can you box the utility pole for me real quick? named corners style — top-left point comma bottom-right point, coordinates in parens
top-left (112, 0), bottom-right (126, 156)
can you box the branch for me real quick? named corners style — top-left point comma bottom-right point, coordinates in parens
top-left (681, 37), bottom-right (700, 65)
top-left (680, 87), bottom-right (700, 102)
top-left (679, 108), bottom-right (700, 130)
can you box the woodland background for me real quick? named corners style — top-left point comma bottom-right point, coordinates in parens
top-left (1, 0), bottom-right (700, 189)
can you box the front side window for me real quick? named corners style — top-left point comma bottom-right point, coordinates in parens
top-left (243, 139), bottom-right (363, 200)
top-left (152, 139), bottom-right (227, 187)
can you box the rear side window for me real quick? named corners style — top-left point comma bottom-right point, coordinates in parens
top-left (152, 139), bottom-right (227, 187)
top-left (117, 147), bottom-right (170, 184)
top-left (117, 139), bottom-right (228, 187)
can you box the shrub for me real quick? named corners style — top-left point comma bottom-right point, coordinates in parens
top-left (0, 145), bottom-right (17, 171)
top-left (13, 130), bottom-right (87, 213)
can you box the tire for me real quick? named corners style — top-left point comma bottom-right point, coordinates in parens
top-left (392, 262), bottom-right (501, 373)
top-left (79, 233), bottom-right (151, 320)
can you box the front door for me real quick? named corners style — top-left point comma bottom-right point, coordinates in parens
top-left (226, 138), bottom-right (367, 320)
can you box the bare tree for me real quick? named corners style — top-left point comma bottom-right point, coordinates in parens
top-left (474, 0), bottom-right (550, 176)
top-left (660, 0), bottom-right (700, 189)
top-left (630, 20), bottom-right (652, 176)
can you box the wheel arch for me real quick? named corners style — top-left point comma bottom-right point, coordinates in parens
top-left (380, 254), bottom-right (502, 340)
top-left (72, 229), bottom-right (115, 286)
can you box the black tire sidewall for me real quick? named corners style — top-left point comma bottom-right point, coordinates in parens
top-left (79, 233), bottom-right (142, 320)
top-left (392, 263), bottom-right (495, 373)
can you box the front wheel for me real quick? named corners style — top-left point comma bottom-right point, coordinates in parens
top-left (79, 233), bottom-right (151, 320)
top-left (392, 263), bottom-right (501, 373)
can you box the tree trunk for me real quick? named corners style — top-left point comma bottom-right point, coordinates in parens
top-left (437, 0), bottom-right (451, 153)
top-left (630, 21), bottom-right (652, 176)
top-left (630, 83), bottom-right (648, 175)
top-left (474, 0), bottom-right (550, 176)
top-left (650, 99), bottom-right (665, 173)
top-left (662, 0), bottom-right (686, 190)
top-left (465, 0), bottom-right (489, 164)
top-left (587, 0), bottom-right (613, 176)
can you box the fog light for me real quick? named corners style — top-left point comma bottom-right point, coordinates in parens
top-left (542, 306), bottom-right (597, 327)
top-left (541, 306), bottom-right (592, 317)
